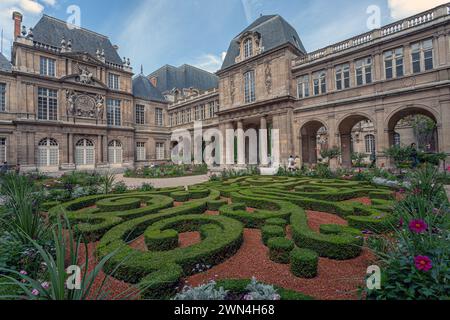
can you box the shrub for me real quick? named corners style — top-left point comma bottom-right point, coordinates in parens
top-left (144, 229), bottom-right (178, 251)
top-left (268, 238), bottom-right (294, 264)
top-left (207, 199), bottom-right (228, 211)
top-left (265, 218), bottom-right (288, 227)
top-left (173, 281), bottom-right (228, 300)
top-left (261, 225), bottom-right (285, 245)
top-left (290, 248), bottom-right (319, 278)
top-left (171, 191), bottom-right (190, 202)
top-left (113, 181), bottom-right (128, 194)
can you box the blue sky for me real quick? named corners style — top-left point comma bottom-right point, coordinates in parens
top-left (0, 0), bottom-right (447, 73)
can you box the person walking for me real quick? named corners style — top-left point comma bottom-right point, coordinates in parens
top-left (288, 155), bottom-right (295, 172)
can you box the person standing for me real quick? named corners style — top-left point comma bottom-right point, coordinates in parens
top-left (288, 155), bottom-right (295, 172)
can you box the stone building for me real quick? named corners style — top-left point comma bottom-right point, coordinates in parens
top-left (167, 4), bottom-right (450, 169)
top-left (1, 4), bottom-right (450, 172)
top-left (0, 13), bottom-right (175, 172)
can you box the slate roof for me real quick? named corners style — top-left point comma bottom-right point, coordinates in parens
top-left (0, 53), bottom-right (11, 72)
top-left (148, 64), bottom-right (219, 93)
top-left (132, 74), bottom-right (166, 103)
top-left (32, 15), bottom-right (123, 65)
top-left (221, 15), bottom-right (306, 70)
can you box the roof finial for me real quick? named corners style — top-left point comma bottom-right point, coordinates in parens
top-left (140, 64), bottom-right (143, 75)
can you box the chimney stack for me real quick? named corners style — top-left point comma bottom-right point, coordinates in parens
top-left (12, 11), bottom-right (23, 39)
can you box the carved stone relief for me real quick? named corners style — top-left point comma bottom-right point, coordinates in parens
top-left (66, 90), bottom-right (104, 119)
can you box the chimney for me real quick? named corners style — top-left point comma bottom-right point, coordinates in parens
top-left (12, 11), bottom-right (23, 39)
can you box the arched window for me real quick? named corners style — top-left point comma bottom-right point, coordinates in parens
top-left (365, 134), bottom-right (376, 154)
top-left (108, 140), bottom-right (123, 164)
top-left (37, 138), bottom-right (59, 167)
top-left (75, 139), bottom-right (95, 166)
top-left (244, 38), bottom-right (253, 59)
top-left (394, 132), bottom-right (401, 146)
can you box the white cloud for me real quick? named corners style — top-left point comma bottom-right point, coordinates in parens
top-left (241, 0), bottom-right (263, 24)
top-left (0, 0), bottom-right (57, 58)
top-left (388, 0), bottom-right (448, 19)
top-left (191, 52), bottom-right (226, 73)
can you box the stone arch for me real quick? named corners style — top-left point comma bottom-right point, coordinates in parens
top-left (299, 120), bottom-right (328, 165)
top-left (386, 105), bottom-right (440, 151)
top-left (337, 113), bottom-right (376, 168)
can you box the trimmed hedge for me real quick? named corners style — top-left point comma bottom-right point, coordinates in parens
top-left (290, 209), bottom-right (363, 260)
top-left (290, 247), bottom-right (319, 278)
top-left (268, 237), bottom-right (294, 264)
top-left (97, 213), bottom-right (244, 299)
top-left (171, 191), bottom-right (190, 202)
top-left (265, 218), bottom-right (288, 227)
top-left (207, 199), bottom-right (228, 211)
top-left (261, 225), bottom-right (285, 245)
top-left (144, 229), bottom-right (178, 251)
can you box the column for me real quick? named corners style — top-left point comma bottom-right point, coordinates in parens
top-left (237, 120), bottom-right (245, 166)
top-left (97, 135), bottom-right (103, 164)
top-left (259, 116), bottom-right (268, 166)
top-left (341, 134), bottom-right (352, 168)
top-left (68, 133), bottom-right (73, 164)
top-left (103, 135), bottom-right (108, 164)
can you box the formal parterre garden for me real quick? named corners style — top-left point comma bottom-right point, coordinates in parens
top-left (0, 164), bottom-right (448, 300)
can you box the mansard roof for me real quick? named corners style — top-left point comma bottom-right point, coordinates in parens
top-left (0, 53), bottom-right (11, 72)
top-left (221, 14), bottom-right (306, 70)
top-left (148, 64), bottom-right (219, 93)
top-left (32, 15), bottom-right (123, 65)
top-left (132, 74), bottom-right (166, 103)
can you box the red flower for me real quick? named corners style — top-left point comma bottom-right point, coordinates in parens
top-left (399, 218), bottom-right (404, 228)
top-left (414, 256), bottom-right (433, 272)
top-left (412, 188), bottom-right (421, 195)
top-left (409, 219), bottom-right (428, 234)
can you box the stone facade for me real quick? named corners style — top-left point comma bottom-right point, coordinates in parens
top-left (167, 4), bottom-right (450, 169)
top-left (0, 14), bottom-right (171, 172)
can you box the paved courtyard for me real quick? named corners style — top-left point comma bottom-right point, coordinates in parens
top-left (115, 174), bottom-right (210, 189)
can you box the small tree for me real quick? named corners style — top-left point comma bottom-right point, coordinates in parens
top-left (320, 147), bottom-right (341, 166)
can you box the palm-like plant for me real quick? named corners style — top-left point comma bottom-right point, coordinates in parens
top-left (100, 172), bottom-right (116, 195)
top-left (0, 216), bottom-right (139, 300)
top-left (0, 173), bottom-right (47, 243)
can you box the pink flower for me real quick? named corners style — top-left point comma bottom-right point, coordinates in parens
top-left (41, 282), bottom-right (50, 289)
top-left (20, 270), bottom-right (28, 276)
top-left (409, 219), bottom-right (428, 234)
top-left (414, 256), bottom-right (433, 272)
top-left (447, 166), bottom-right (450, 173)
top-left (412, 188), bottom-right (421, 195)
top-left (399, 218), bottom-right (404, 228)
top-left (31, 289), bottom-right (40, 296)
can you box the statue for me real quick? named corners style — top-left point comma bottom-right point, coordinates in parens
top-left (95, 95), bottom-right (104, 119)
top-left (66, 90), bottom-right (76, 115)
top-left (265, 61), bottom-right (272, 94)
top-left (78, 67), bottom-right (93, 84)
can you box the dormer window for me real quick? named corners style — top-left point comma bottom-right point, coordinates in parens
top-left (244, 38), bottom-right (253, 59)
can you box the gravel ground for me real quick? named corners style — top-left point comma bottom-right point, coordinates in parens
top-left (115, 174), bottom-right (210, 189)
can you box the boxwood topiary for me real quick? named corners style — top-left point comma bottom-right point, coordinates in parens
top-left (261, 225), bottom-right (285, 245)
top-left (171, 191), bottom-right (190, 202)
top-left (144, 229), bottom-right (178, 251)
top-left (290, 247), bottom-right (319, 278)
top-left (268, 237), bottom-right (294, 264)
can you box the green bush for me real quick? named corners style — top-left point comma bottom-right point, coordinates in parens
top-left (290, 248), bottom-right (319, 278)
top-left (171, 191), bottom-right (190, 202)
top-left (265, 218), bottom-right (288, 227)
top-left (144, 229), bottom-right (178, 251)
top-left (261, 225), bottom-right (285, 245)
top-left (268, 237), bottom-right (294, 264)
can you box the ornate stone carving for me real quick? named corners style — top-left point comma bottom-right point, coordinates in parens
top-left (66, 90), bottom-right (105, 119)
top-left (78, 66), bottom-right (94, 84)
top-left (264, 61), bottom-right (272, 94)
top-left (230, 75), bottom-right (236, 104)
